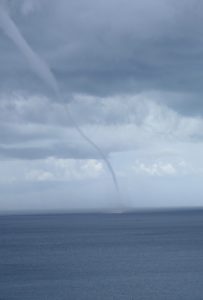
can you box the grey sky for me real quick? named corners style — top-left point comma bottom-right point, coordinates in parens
top-left (1, 0), bottom-right (203, 212)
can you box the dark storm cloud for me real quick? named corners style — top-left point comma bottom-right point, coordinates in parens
top-left (1, 0), bottom-right (203, 115)
top-left (1, 0), bottom-right (203, 161)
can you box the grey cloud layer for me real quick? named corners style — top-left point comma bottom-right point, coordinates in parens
top-left (1, 0), bottom-right (203, 114)
top-left (0, 92), bottom-right (202, 160)
top-left (0, 1), bottom-right (203, 163)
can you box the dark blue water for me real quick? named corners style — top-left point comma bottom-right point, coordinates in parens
top-left (1, 210), bottom-right (203, 299)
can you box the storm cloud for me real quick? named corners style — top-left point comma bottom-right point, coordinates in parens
top-left (0, 0), bottom-right (203, 110)
top-left (1, 0), bottom-right (203, 211)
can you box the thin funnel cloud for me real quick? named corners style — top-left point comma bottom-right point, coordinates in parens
top-left (0, 3), bottom-right (120, 196)
top-left (0, 2), bottom-right (59, 95)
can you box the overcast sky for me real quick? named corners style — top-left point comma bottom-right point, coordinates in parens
top-left (1, 0), bottom-right (203, 212)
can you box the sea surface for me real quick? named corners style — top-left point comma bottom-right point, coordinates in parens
top-left (1, 210), bottom-right (203, 299)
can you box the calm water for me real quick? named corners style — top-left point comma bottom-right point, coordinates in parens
top-left (1, 210), bottom-right (203, 299)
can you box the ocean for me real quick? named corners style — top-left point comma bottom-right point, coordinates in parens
top-left (1, 210), bottom-right (203, 299)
